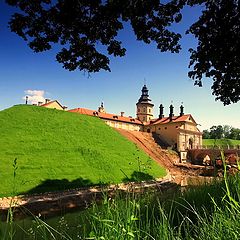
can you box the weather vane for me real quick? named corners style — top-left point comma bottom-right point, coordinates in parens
top-left (144, 78), bottom-right (146, 85)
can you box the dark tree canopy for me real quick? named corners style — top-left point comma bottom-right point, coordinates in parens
top-left (188, 0), bottom-right (240, 105)
top-left (5, 0), bottom-right (240, 105)
top-left (203, 125), bottom-right (240, 140)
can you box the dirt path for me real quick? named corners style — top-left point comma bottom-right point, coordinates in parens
top-left (116, 129), bottom-right (181, 175)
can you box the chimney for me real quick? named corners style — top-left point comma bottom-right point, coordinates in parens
top-left (63, 106), bottom-right (68, 111)
top-left (159, 104), bottom-right (164, 119)
top-left (38, 101), bottom-right (43, 106)
top-left (120, 112), bottom-right (125, 117)
top-left (45, 99), bottom-right (50, 104)
top-left (180, 104), bottom-right (184, 116)
top-left (25, 96), bottom-right (28, 105)
top-left (169, 104), bottom-right (174, 120)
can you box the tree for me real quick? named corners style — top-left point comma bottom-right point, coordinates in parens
top-left (187, 0), bottom-right (240, 105)
top-left (229, 127), bottom-right (240, 140)
top-left (202, 129), bottom-right (210, 139)
top-left (204, 125), bottom-right (240, 140)
top-left (209, 125), bottom-right (224, 139)
top-left (5, 0), bottom-right (240, 104)
top-left (6, 0), bottom-right (185, 72)
top-left (222, 125), bottom-right (231, 139)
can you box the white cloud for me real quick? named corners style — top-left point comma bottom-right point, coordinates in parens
top-left (23, 90), bottom-right (45, 104)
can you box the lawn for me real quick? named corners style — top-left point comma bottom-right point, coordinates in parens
top-left (203, 138), bottom-right (240, 147)
top-left (0, 105), bottom-right (166, 197)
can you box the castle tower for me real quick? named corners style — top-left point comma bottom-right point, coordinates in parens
top-left (136, 84), bottom-right (154, 122)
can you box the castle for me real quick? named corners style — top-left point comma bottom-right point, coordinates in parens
top-left (68, 85), bottom-right (203, 156)
top-left (39, 84), bottom-right (202, 159)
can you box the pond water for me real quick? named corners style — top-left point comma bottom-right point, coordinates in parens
top-left (0, 176), bottom-right (216, 239)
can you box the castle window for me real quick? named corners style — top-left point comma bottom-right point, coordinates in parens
top-left (143, 117), bottom-right (145, 121)
top-left (176, 126), bottom-right (178, 128)
top-left (149, 109), bottom-right (151, 113)
top-left (165, 127), bottom-right (167, 130)
top-left (143, 108), bottom-right (146, 112)
top-left (158, 128), bottom-right (161, 130)
top-left (138, 108), bottom-right (140, 112)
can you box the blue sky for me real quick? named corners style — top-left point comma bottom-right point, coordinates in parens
top-left (0, 2), bottom-right (239, 130)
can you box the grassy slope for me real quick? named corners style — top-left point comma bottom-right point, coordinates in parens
top-left (203, 138), bottom-right (240, 146)
top-left (0, 105), bottom-right (165, 197)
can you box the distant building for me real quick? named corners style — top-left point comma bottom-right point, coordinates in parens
top-left (41, 99), bottom-right (67, 111)
top-left (69, 84), bottom-right (202, 155)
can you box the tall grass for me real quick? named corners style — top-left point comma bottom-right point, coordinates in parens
top-left (1, 171), bottom-right (239, 240)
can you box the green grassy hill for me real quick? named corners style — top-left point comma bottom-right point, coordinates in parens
top-left (0, 105), bottom-right (166, 197)
top-left (203, 138), bottom-right (240, 146)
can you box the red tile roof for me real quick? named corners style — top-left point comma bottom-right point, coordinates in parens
top-left (69, 108), bottom-right (143, 125)
top-left (145, 114), bottom-right (197, 125)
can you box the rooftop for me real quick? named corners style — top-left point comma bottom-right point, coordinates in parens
top-left (69, 108), bottom-right (143, 125)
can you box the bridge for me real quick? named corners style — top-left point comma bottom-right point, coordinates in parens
top-left (187, 148), bottom-right (240, 165)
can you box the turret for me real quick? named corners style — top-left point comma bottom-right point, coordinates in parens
top-left (136, 84), bottom-right (154, 122)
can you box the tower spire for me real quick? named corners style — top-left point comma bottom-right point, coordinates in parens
top-left (136, 84), bottom-right (154, 122)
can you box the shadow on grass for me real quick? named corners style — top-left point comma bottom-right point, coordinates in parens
top-left (122, 171), bottom-right (154, 183)
top-left (21, 178), bottom-right (95, 195)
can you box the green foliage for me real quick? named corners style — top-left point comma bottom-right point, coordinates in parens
top-left (203, 125), bottom-right (240, 140)
top-left (188, 0), bottom-right (240, 105)
top-left (0, 105), bottom-right (165, 197)
top-left (6, 0), bottom-right (240, 104)
top-left (6, 0), bottom-right (184, 73)
top-left (2, 174), bottom-right (240, 240)
top-left (209, 125), bottom-right (224, 139)
top-left (202, 129), bottom-right (210, 139)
